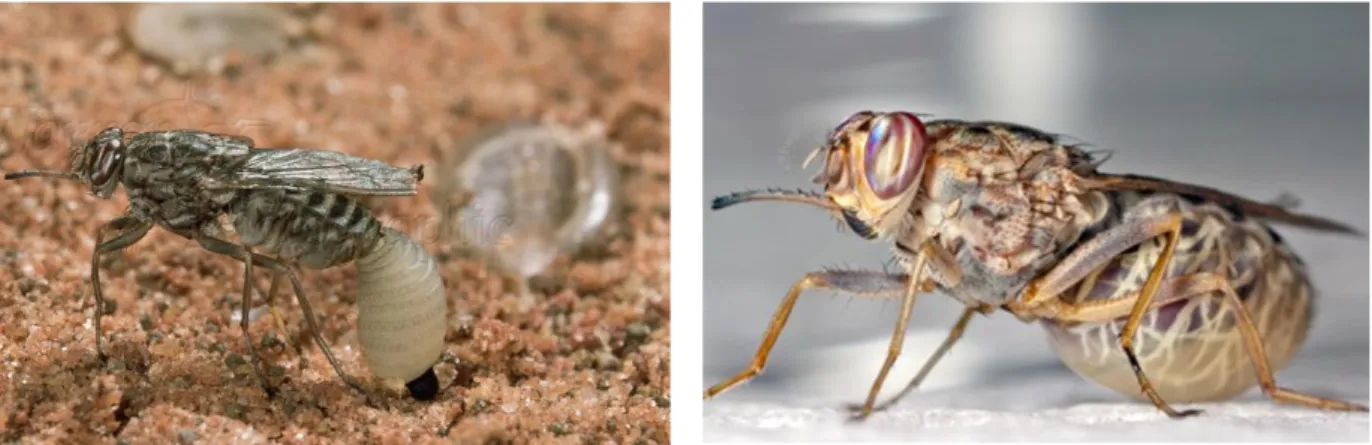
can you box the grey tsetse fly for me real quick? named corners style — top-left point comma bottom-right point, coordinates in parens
top-left (5, 127), bottom-right (450, 401)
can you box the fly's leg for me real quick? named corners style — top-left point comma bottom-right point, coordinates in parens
top-left (195, 235), bottom-right (372, 402)
top-left (845, 304), bottom-right (990, 415)
top-left (1044, 273), bottom-right (1223, 323)
top-left (90, 216), bottom-right (153, 362)
top-left (1115, 214), bottom-right (1199, 418)
top-left (1012, 212), bottom-right (1201, 418)
top-left (259, 272), bottom-right (301, 355)
top-left (270, 256), bottom-right (380, 405)
top-left (1210, 275), bottom-right (1369, 411)
top-left (704, 269), bottom-right (913, 400)
top-left (850, 249), bottom-right (929, 421)
top-left (1043, 272), bottom-right (1369, 412)
top-left (195, 233), bottom-right (277, 398)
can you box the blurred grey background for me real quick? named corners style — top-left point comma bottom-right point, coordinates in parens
top-left (703, 3), bottom-right (1368, 439)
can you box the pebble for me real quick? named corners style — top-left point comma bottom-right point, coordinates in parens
top-left (128, 4), bottom-right (293, 74)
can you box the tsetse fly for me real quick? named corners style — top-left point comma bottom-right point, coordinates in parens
top-left (705, 111), bottom-right (1368, 419)
top-left (5, 127), bottom-right (449, 401)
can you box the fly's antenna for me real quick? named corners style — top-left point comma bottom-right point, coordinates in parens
top-left (711, 187), bottom-right (835, 212)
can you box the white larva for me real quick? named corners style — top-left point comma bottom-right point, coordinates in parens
top-left (353, 227), bottom-right (449, 399)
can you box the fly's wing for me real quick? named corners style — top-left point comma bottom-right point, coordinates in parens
top-left (205, 148), bottom-right (422, 196)
top-left (1087, 173), bottom-right (1361, 235)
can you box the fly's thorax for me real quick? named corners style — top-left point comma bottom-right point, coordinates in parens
top-left (121, 157), bottom-right (236, 237)
top-left (909, 141), bottom-right (1106, 306)
top-left (123, 130), bottom-right (254, 173)
top-left (121, 130), bottom-right (251, 226)
top-left (229, 189), bottom-right (382, 269)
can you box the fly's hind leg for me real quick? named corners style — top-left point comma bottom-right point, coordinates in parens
top-left (1210, 275), bottom-right (1369, 412)
top-left (196, 234), bottom-right (372, 403)
top-left (1013, 212), bottom-right (1200, 418)
top-left (1050, 272), bottom-right (1369, 412)
top-left (90, 216), bottom-right (153, 362)
top-left (704, 269), bottom-right (916, 400)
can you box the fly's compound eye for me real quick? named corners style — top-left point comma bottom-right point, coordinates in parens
top-left (860, 112), bottom-right (928, 200)
top-left (88, 138), bottom-right (124, 186)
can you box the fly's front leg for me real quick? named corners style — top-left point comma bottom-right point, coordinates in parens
top-left (850, 249), bottom-right (928, 420)
top-left (704, 269), bottom-right (915, 400)
top-left (90, 215), bottom-right (153, 362)
top-left (1012, 212), bottom-right (1201, 418)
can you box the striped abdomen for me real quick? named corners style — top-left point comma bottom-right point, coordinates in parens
top-left (1042, 191), bottom-right (1312, 403)
top-left (229, 189), bottom-right (382, 269)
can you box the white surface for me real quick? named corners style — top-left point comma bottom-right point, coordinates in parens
top-left (705, 402), bottom-right (1370, 442)
top-left (704, 336), bottom-right (1370, 442)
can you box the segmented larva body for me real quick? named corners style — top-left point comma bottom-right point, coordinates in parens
top-left (353, 227), bottom-right (448, 391)
top-left (229, 189), bottom-right (448, 398)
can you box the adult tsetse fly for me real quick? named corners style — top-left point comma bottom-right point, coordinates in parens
top-left (5, 127), bottom-right (450, 401)
top-left (704, 111), bottom-right (1368, 419)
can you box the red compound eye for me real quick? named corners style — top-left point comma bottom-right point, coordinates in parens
top-left (862, 112), bottom-right (928, 200)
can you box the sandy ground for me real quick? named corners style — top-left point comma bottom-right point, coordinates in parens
top-left (0, 4), bottom-right (669, 443)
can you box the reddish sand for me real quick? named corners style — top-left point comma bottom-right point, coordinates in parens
top-left (0, 4), bottom-right (670, 443)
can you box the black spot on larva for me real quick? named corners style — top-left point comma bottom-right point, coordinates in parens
top-left (308, 192), bottom-right (325, 208)
top-left (965, 125), bottom-right (992, 136)
top-left (407, 368), bottom-right (439, 400)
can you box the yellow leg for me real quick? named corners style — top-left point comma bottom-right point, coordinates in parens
top-left (850, 250), bottom-right (929, 420)
top-left (1215, 277), bottom-right (1368, 411)
top-left (1116, 213), bottom-right (1200, 418)
top-left (704, 269), bottom-right (911, 399)
top-left (259, 273), bottom-right (301, 354)
top-left (847, 304), bottom-right (987, 415)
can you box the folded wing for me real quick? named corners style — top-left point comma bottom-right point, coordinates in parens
top-left (207, 148), bottom-right (422, 196)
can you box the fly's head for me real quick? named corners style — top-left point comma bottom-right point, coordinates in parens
top-left (807, 111), bottom-right (931, 240)
top-left (76, 127), bottom-right (128, 198)
top-left (4, 127), bottom-right (126, 199)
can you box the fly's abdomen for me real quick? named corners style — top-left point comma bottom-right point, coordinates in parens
top-left (230, 190), bottom-right (447, 398)
top-left (229, 190), bottom-right (382, 269)
top-left (353, 227), bottom-right (448, 398)
top-left (1042, 193), bottom-right (1313, 403)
